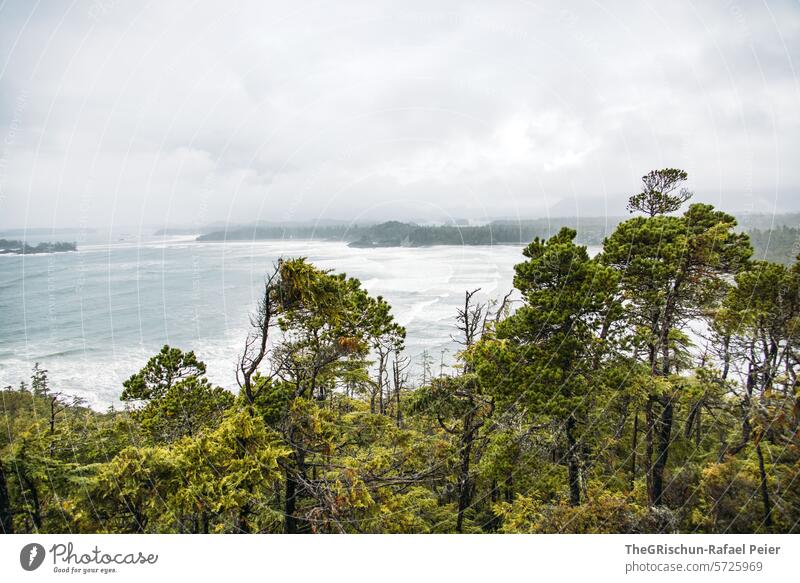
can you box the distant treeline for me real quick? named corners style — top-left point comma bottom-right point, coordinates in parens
top-left (196, 218), bottom-right (800, 262)
top-left (197, 224), bottom-right (365, 242)
top-left (735, 212), bottom-right (800, 231)
top-left (748, 226), bottom-right (800, 265)
top-left (197, 218), bottom-right (625, 247)
top-left (349, 219), bottom-right (621, 247)
top-left (0, 239), bottom-right (76, 255)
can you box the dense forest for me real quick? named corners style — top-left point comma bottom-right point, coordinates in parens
top-left (0, 239), bottom-right (76, 255)
top-left (2, 169), bottom-right (799, 534)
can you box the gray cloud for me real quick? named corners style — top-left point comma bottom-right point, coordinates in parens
top-left (1, 0), bottom-right (798, 230)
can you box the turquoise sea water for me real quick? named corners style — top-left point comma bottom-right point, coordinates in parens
top-left (0, 237), bottom-right (533, 408)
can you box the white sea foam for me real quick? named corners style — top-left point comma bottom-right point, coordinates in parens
top-left (0, 239), bottom-right (525, 407)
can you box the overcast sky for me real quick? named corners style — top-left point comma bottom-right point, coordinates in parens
top-left (1, 1), bottom-right (798, 230)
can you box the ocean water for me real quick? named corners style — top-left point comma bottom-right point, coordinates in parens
top-left (0, 237), bottom-right (537, 408)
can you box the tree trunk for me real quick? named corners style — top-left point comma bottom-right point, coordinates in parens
top-left (456, 417), bottom-right (476, 533)
top-left (652, 396), bottom-right (673, 506)
top-left (392, 359), bottom-right (403, 428)
top-left (644, 397), bottom-right (655, 503)
top-left (283, 442), bottom-right (305, 534)
top-left (630, 411), bottom-right (638, 488)
top-left (695, 405), bottom-right (701, 447)
top-left (49, 398), bottom-right (58, 457)
top-left (284, 469), bottom-right (297, 534)
top-left (378, 378), bottom-right (385, 415)
top-left (237, 502), bottom-right (251, 533)
top-left (566, 415), bottom-right (581, 507)
top-left (376, 351), bottom-right (387, 415)
top-left (0, 461), bottom-right (12, 533)
top-left (721, 334), bottom-right (731, 380)
top-left (755, 442), bottom-right (773, 531)
top-left (456, 413), bottom-right (482, 532)
top-left (23, 475), bottom-right (41, 531)
top-left (234, 434), bottom-right (253, 533)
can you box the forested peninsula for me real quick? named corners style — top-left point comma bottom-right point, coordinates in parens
top-left (2, 169), bottom-right (799, 534)
top-left (0, 239), bottom-right (77, 255)
top-left (196, 218), bottom-right (618, 247)
top-left (195, 216), bottom-right (800, 264)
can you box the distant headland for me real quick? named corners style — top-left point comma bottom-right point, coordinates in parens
top-left (194, 213), bottom-right (800, 264)
top-left (0, 239), bottom-right (77, 255)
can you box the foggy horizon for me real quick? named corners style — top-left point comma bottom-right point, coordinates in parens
top-left (2, 1), bottom-right (799, 230)
top-left (5, 203), bottom-right (800, 235)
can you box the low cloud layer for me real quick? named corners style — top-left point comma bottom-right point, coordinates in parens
top-left (1, 1), bottom-right (798, 230)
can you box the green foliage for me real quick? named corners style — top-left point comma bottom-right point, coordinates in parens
top-left (495, 490), bottom-right (672, 534)
top-left (71, 410), bottom-right (289, 533)
top-left (3, 171), bottom-right (800, 534)
top-left (121, 345), bottom-right (206, 402)
top-left (626, 168), bottom-right (692, 217)
top-left (136, 377), bottom-right (233, 443)
top-left (270, 258), bottom-right (405, 401)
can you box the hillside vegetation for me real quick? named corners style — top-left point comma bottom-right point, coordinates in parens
top-left (2, 169), bottom-right (799, 534)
